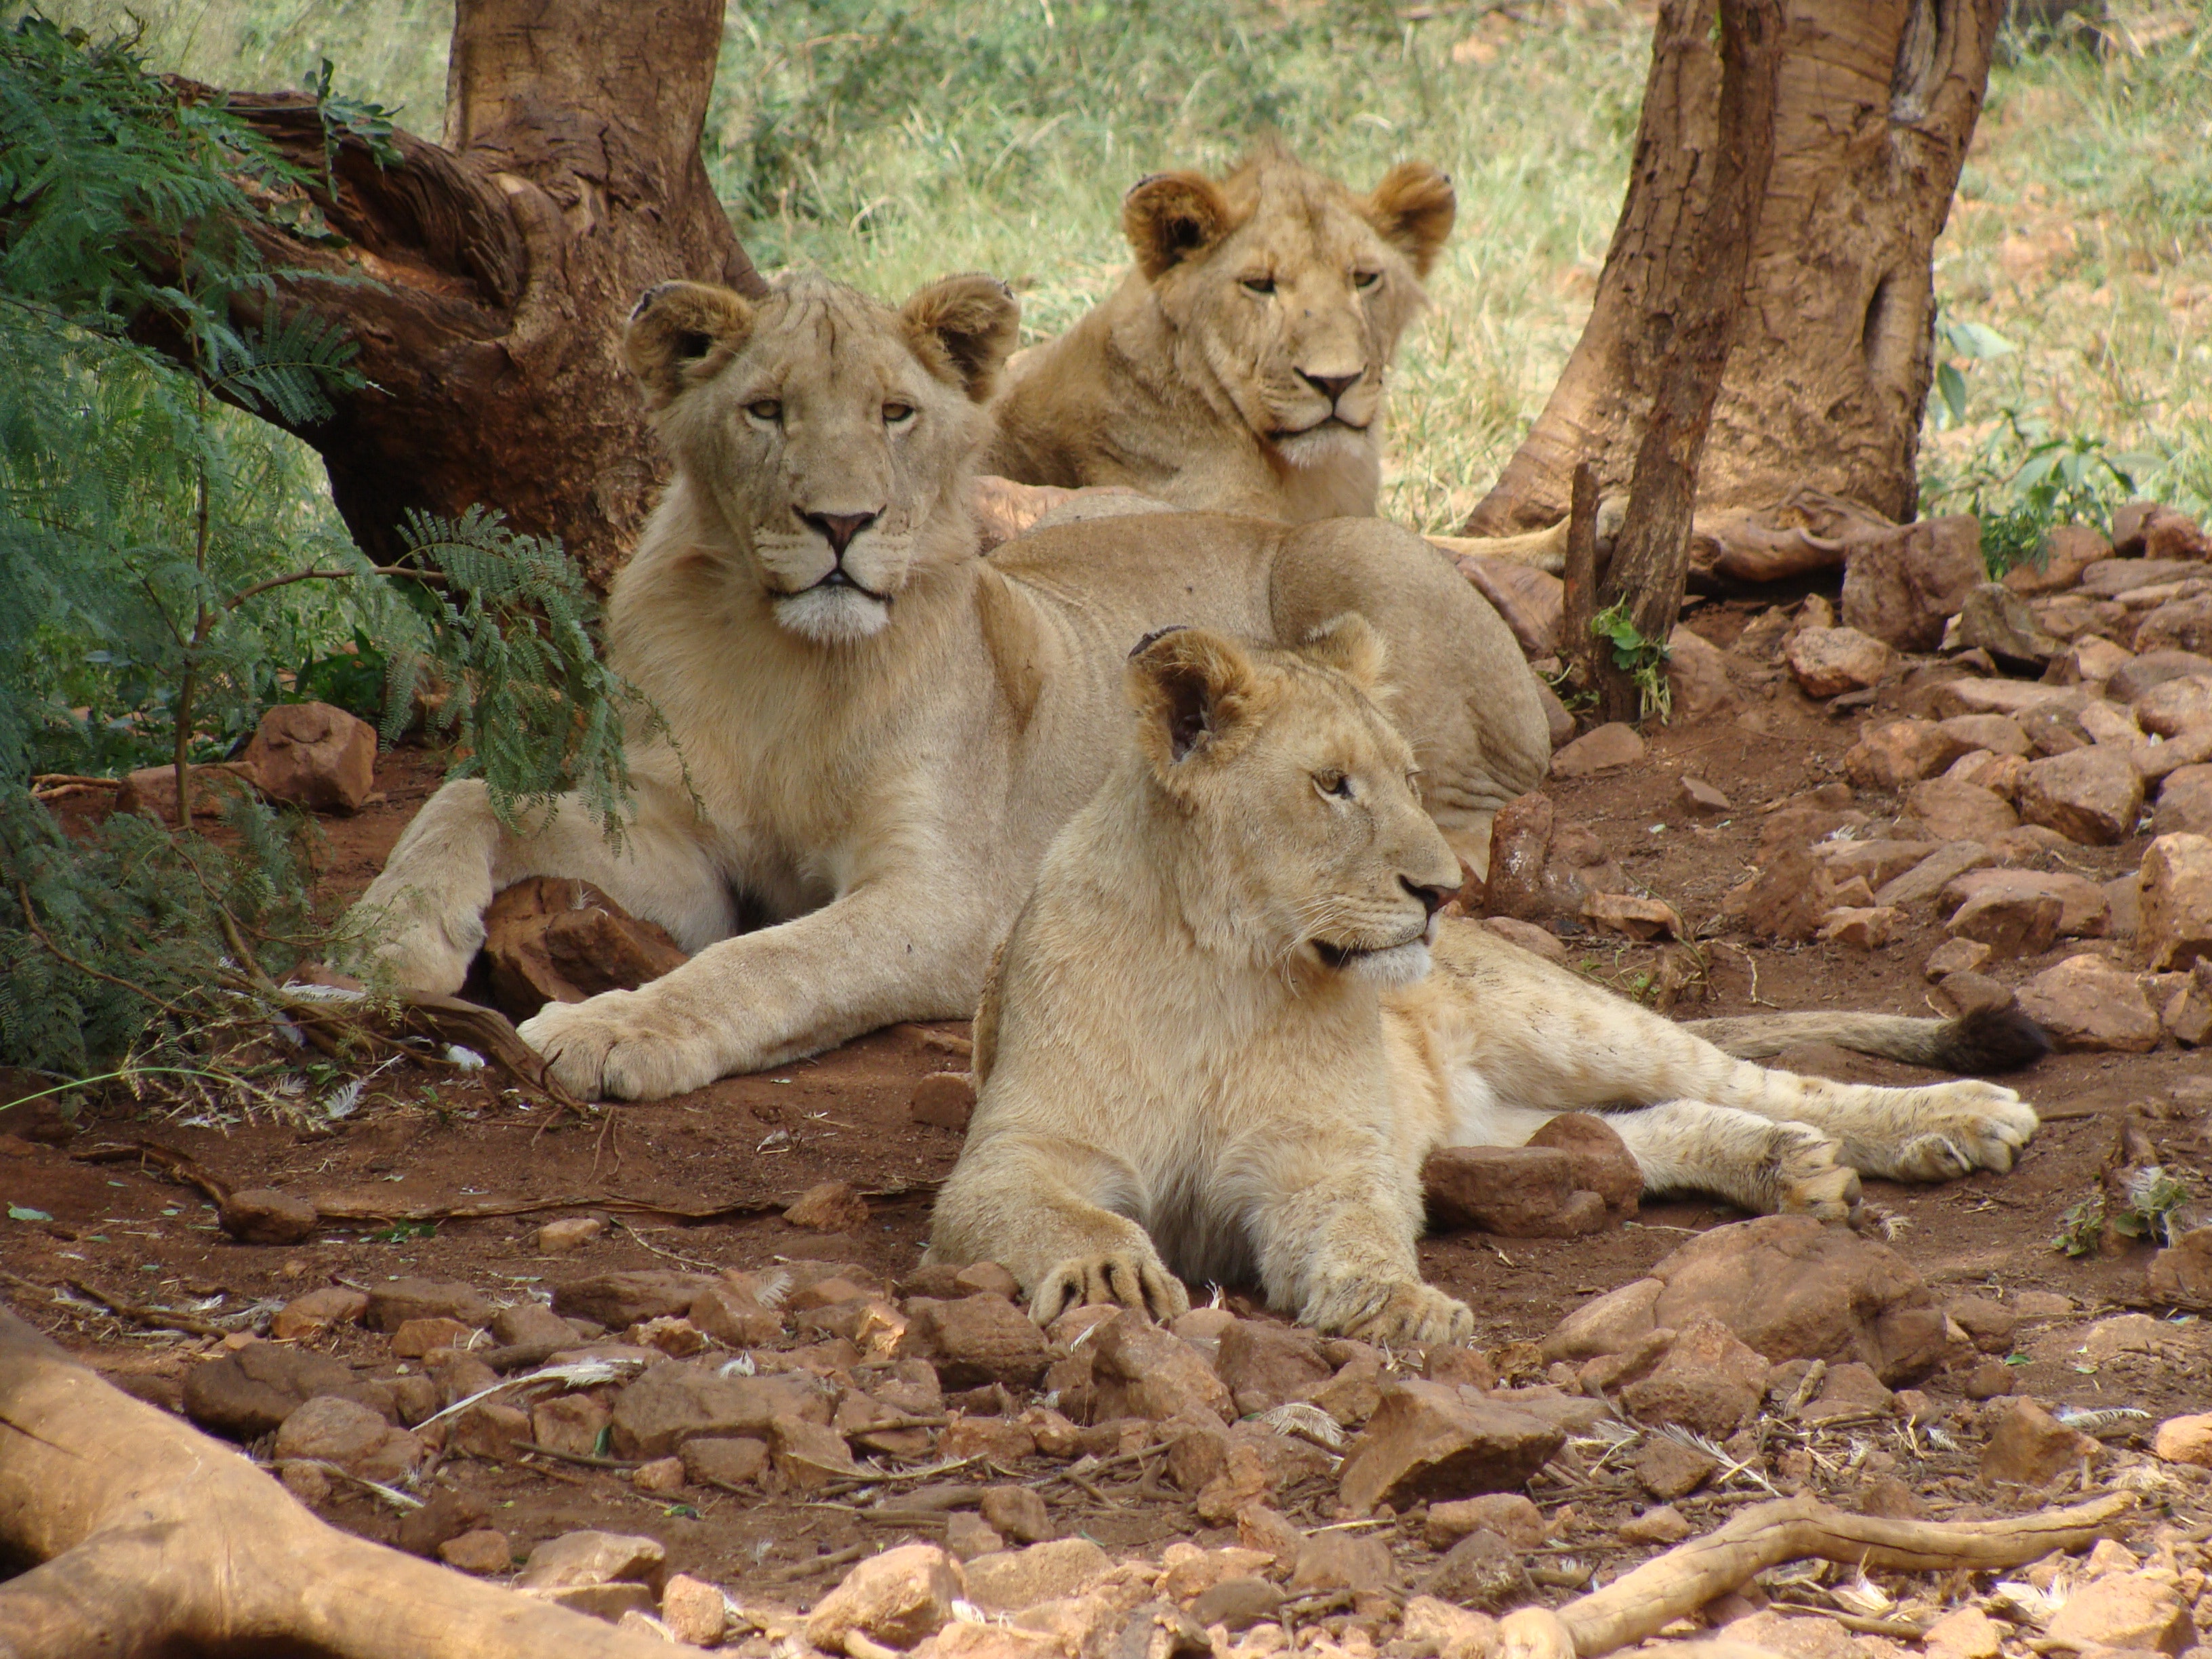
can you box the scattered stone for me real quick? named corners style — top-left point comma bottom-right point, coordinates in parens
top-left (1980, 1398), bottom-right (2102, 1487)
top-left (630, 1455), bottom-right (686, 1494)
top-left (1582, 892), bottom-right (1683, 941)
top-left (182, 1343), bottom-right (363, 1439)
top-left (1860, 1476), bottom-right (1929, 1521)
top-left (1614, 1317), bottom-right (1771, 1437)
top-left (1336, 1380), bottom-right (1564, 1515)
top-left (1844, 720), bottom-right (1968, 790)
top-left (1944, 748), bottom-right (2028, 800)
top-left (1954, 583), bottom-right (2062, 670)
top-left (1460, 556), bottom-right (1563, 657)
top-left (608, 1363), bottom-right (830, 1458)
top-left (1902, 778), bottom-right (2019, 842)
top-left (241, 701), bottom-right (377, 813)
top-left (1929, 679), bottom-right (2085, 722)
top-left (2146, 1227), bottom-right (2212, 1309)
top-left (1678, 775), bottom-right (1731, 815)
top-left (1632, 1435), bottom-right (1718, 1500)
top-left (1481, 915), bottom-right (1568, 962)
top-left (1784, 627), bottom-right (1895, 697)
top-left (1421, 1145), bottom-right (1608, 1238)
top-left (1744, 845), bottom-right (1841, 943)
top-left (770, 1414), bottom-right (863, 1488)
top-left (945, 1513), bottom-right (1005, 1561)
top-left (910, 1072), bottom-right (977, 1130)
top-left (553, 1271), bottom-right (720, 1330)
top-left (2055, 635), bottom-right (2136, 686)
top-left (899, 1294), bottom-right (1052, 1391)
top-left (980, 1485), bottom-right (1054, 1545)
top-left (2017, 747), bottom-right (2146, 844)
top-left (1841, 516), bottom-right (1983, 651)
top-left (2112, 649), bottom-right (2212, 704)
top-left (272, 1395), bottom-right (424, 1483)
top-left (2005, 524), bottom-right (2110, 596)
top-left (2153, 1413), bottom-right (2212, 1467)
top-left (535, 1216), bottom-right (606, 1254)
top-left (785, 1181), bottom-right (869, 1231)
top-left (1923, 937), bottom-right (1992, 979)
top-left (1618, 1505), bottom-right (1693, 1545)
top-left (1187, 1576), bottom-right (1284, 1633)
top-left (2116, 501), bottom-right (2212, 562)
top-left (528, 1393), bottom-right (611, 1459)
top-left (1944, 884), bottom-right (2062, 957)
top-left (112, 760), bottom-right (260, 822)
top-left (1525, 1114), bottom-right (1641, 1220)
top-left (1549, 722), bottom-right (1646, 778)
top-left (689, 1280), bottom-right (783, 1349)
top-left (478, 877), bottom-right (689, 1021)
top-left (1875, 840), bottom-right (1994, 909)
top-left (2041, 1573), bottom-right (2194, 1654)
top-left (438, 1528), bottom-right (514, 1576)
top-left (1946, 1297), bottom-right (2020, 1355)
top-left (1944, 868), bottom-right (2110, 938)
top-left (2135, 593), bottom-right (2212, 657)
top-left (218, 1188), bottom-right (319, 1246)
top-left (1401, 1597), bottom-right (1501, 1659)
top-left (1817, 838), bottom-right (1940, 890)
top-left (2142, 834), bottom-right (2212, 969)
top-left (1418, 1529), bottom-right (1525, 1610)
top-left (1424, 1492), bottom-right (1546, 1551)
top-left (805, 1542), bottom-right (965, 1654)
top-left (680, 1436), bottom-right (768, 1488)
top-left (661, 1574), bottom-right (729, 1647)
top-left (533, 1585), bottom-right (657, 1623)
top-left (269, 1286), bottom-right (368, 1341)
top-left (1088, 1314), bottom-right (1233, 1423)
top-left (1818, 905), bottom-right (1897, 949)
top-left (365, 1278), bottom-right (494, 1333)
top-left (391, 1316), bottom-right (473, 1358)
top-left (962, 1539), bottom-right (1111, 1614)
top-left (2133, 674), bottom-right (2212, 739)
top-left (2015, 954), bottom-right (2160, 1052)
top-left (1214, 1319), bottom-right (1332, 1416)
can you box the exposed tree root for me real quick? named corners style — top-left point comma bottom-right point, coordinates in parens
top-left (0, 1305), bottom-right (675, 1658)
top-left (1497, 1492), bottom-right (2134, 1659)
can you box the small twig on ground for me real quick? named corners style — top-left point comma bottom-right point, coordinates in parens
top-left (63, 1279), bottom-right (227, 1338)
top-left (517, 1441), bottom-right (641, 1471)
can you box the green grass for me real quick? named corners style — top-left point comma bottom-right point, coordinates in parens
top-left (48, 0), bottom-right (2212, 536)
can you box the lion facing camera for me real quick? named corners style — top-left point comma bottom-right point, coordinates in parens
top-left (926, 622), bottom-right (2043, 1347)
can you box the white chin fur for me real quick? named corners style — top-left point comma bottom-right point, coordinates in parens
top-left (775, 586), bottom-right (891, 644)
top-left (1350, 941), bottom-right (1432, 987)
top-left (1275, 422), bottom-right (1369, 470)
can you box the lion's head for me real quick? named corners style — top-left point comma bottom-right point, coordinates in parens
top-left (1123, 617), bottom-right (1462, 985)
top-left (1122, 148), bottom-right (1453, 474)
top-left (625, 271), bottom-right (1019, 644)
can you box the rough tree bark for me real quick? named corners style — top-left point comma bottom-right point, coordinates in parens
top-left (1467, 0), bottom-right (2005, 542)
top-left (1586, 0), bottom-right (1781, 724)
top-left (173, 0), bottom-right (763, 591)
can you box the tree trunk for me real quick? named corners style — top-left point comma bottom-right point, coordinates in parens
top-left (169, 0), bottom-right (762, 592)
top-left (1467, 0), bottom-right (2003, 540)
top-left (1588, 0), bottom-right (1782, 724)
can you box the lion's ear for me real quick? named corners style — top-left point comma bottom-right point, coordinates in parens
top-left (1126, 626), bottom-right (1261, 777)
top-left (1299, 613), bottom-right (1388, 690)
top-left (625, 282), bottom-right (754, 408)
top-left (1365, 162), bottom-right (1456, 278)
top-left (902, 274), bottom-right (1021, 401)
top-left (1122, 171), bottom-right (1233, 281)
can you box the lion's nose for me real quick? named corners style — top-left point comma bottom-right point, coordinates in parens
top-left (1401, 875), bottom-right (1455, 918)
top-left (798, 510), bottom-right (879, 558)
top-left (1297, 369), bottom-right (1361, 405)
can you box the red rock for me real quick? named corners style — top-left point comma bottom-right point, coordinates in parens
top-left (608, 1364), bottom-right (831, 1458)
top-left (1980, 1398), bottom-right (2101, 1487)
top-left (1944, 748), bottom-right (2028, 800)
top-left (1814, 838), bottom-right (1939, 890)
top-left (1614, 1318), bottom-right (1771, 1437)
top-left (113, 761), bottom-right (260, 821)
top-left (806, 1542), bottom-right (965, 1653)
top-left (961, 1538), bottom-right (1111, 1612)
top-left (2112, 649), bottom-right (2212, 703)
top-left (438, 1528), bottom-right (514, 1576)
top-left (243, 700), bottom-right (377, 813)
top-left (2043, 1574), bottom-right (2194, 1654)
top-left (1458, 556), bottom-right (1563, 657)
top-left (898, 1294), bottom-right (1051, 1390)
top-left (1844, 720), bottom-right (1967, 789)
top-left (1479, 916), bottom-right (1566, 961)
top-left (680, 1435), bottom-right (768, 1487)
top-left (661, 1574), bottom-right (729, 1647)
top-left (2015, 954), bottom-right (2160, 1052)
top-left (534, 1216), bottom-right (605, 1254)
top-left (273, 1395), bottom-right (423, 1483)
top-left (2152, 1412), bottom-right (2212, 1466)
top-left (2146, 1227), bottom-right (2212, 1309)
top-left (1336, 1380), bottom-right (1565, 1515)
top-left (1581, 892), bottom-right (1682, 940)
top-left (1677, 774), bottom-right (1732, 814)
top-left (1525, 1114), bottom-right (1641, 1220)
top-left (2124, 502), bottom-right (2212, 562)
top-left (1744, 844), bottom-right (1841, 943)
top-left (785, 1180), bottom-right (869, 1231)
top-left (689, 1282), bottom-right (783, 1348)
top-left (390, 1316), bottom-right (472, 1358)
top-left (1784, 627), bottom-right (1894, 697)
top-left (479, 876), bottom-right (689, 1023)
top-left (979, 1484), bottom-right (1054, 1544)
top-left (1482, 792), bottom-right (1555, 922)
top-left (529, 1394), bottom-right (611, 1458)
top-left (1943, 868), bottom-right (2110, 939)
top-left (2132, 674), bottom-right (2212, 738)
top-left (1841, 516), bottom-right (1983, 651)
top-left (552, 1270), bottom-right (718, 1329)
top-left (1666, 626), bottom-right (1737, 718)
top-left (269, 1286), bottom-right (368, 1342)
top-left (910, 1071), bottom-right (977, 1130)
top-left (2017, 746), bottom-right (2144, 844)
top-left (1549, 722), bottom-right (1645, 779)
top-left (1954, 582), bottom-right (2062, 669)
top-left (1425, 1492), bottom-right (1545, 1550)
top-left (1088, 1313), bottom-right (1233, 1424)
top-left (1875, 840), bottom-right (1994, 908)
top-left (451, 1399), bottom-right (532, 1461)
top-left (1422, 1145), bottom-right (1609, 1237)
top-left (1903, 778), bottom-right (2018, 842)
top-left (1214, 1320), bottom-right (1332, 1416)
top-left (515, 1529), bottom-right (668, 1594)
top-left (2005, 523), bottom-right (2110, 596)
top-left (2135, 594), bottom-right (2212, 657)
top-left (2156, 763), bottom-right (2212, 836)
top-left (1818, 905), bottom-right (1898, 949)
top-left (2142, 833), bottom-right (2212, 968)
top-left (218, 1188), bottom-right (319, 1246)
top-left (1944, 886), bottom-right (2062, 957)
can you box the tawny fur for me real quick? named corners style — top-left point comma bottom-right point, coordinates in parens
top-left (345, 273), bottom-right (1548, 1101)
top-left (985, 148), bottom-right (1454, 523)
top-left (926, 630), bottom-right (2042, 1347)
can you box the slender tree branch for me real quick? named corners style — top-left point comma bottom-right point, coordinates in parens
top-left (14, 882), bottom-right (188, 1019)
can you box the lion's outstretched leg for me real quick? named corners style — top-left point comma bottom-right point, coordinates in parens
top-left (928, 1134), bottom-right (1189, 1326)
top-left (1597, 1099), bottom-right (1864, 1220)
top-left (346, 773), bottom-right (735, 995)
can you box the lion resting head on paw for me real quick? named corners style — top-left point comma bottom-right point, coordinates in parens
top-left (985, 146), bottom-right (1456, 523)
top-left (625, 269), bottom-right (1018, 644)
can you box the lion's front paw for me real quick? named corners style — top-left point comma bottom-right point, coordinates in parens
top-left (1334, 1282), bottom-right (1475, 1349)
top-left (1886, 1084), bottom-right (2039, 1181)
top-left (346, 907), bottom-right (481, 996)
top-left (518, 991), bottom-right (721, 1102)
top-left (1768, 1124), bottom-right (1862, 1221)
top-left (1030, 1251), bottom-right (1189, 1328)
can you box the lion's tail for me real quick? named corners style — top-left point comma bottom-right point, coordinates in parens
top-left (1681, 1002), bottom-right (2051, 1074)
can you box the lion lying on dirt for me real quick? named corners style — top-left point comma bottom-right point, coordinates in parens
top-left (925, 623), bottom-right (2044, 1347)
top-left (346, 272), bottom-right (1549, 1101)
top-left (985, 146), bottom-right (1454, 525)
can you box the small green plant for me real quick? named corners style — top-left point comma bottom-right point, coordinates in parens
top-left (2052, 1166), bottom-right (2194, 1257)
top-left (1589, 601), bottom-right (1672, 723)
top-left (1926, 408), bottom-right (2163, 577)
top-left (1931, 310), bottom-right (2016, 431)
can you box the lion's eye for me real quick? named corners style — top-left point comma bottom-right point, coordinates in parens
top-left (1353, 269), bottom-right (1381, 291)
top-left (883, 402), bottom-right (915, 424)
top-left (746, 399), bottom-right (783, 423)
top-left (1316, 772), bottom-right (1354, 800)
top-left (1241, 276), bottom-right (1276, 296)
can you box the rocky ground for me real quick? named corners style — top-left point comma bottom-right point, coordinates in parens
top-left (7, 501), bottom-right (2212, 1658)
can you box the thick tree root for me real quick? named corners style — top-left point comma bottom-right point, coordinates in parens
top-left (1497, 1491), bottom-right (2134, 1659)
top-left (0, 1305), bottom-right (672, 1658)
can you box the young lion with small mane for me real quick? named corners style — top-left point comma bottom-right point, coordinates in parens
top-left (926, 623), bottom-right (2044, 1347)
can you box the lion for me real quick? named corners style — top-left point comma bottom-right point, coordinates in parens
top-left (345, 272), bottom-right (1550, 1101)
top-left (924, 623), bottom-right (2045, 1347)
top-left (985, 147), bottom-right (1454, 526)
